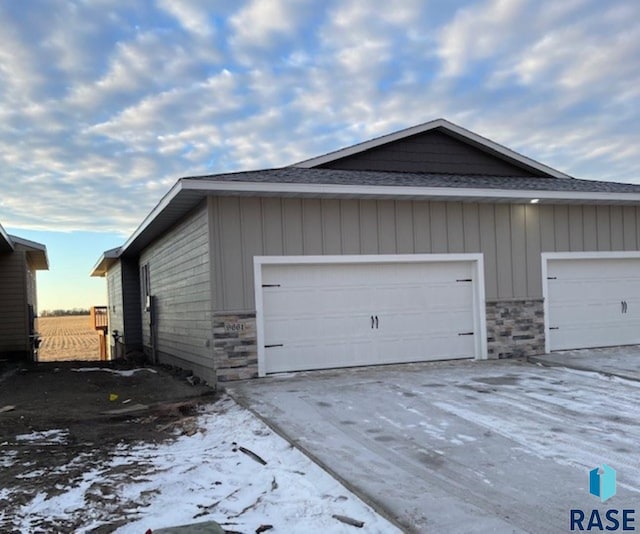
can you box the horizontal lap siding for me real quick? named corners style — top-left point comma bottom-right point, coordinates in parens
top-left (0, 250), bottom-right (28, 352)
top-left (106, 261), bottom-right (124, 337)
top-left (140, 204), bottom-right (211, 368)
top-left (210, 197), bottom-right (640, 310)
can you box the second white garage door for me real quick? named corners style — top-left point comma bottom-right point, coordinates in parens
top-left (544, 253), bottom-right (640, 351)
top-left (255, 255), bottom-right (486, 375)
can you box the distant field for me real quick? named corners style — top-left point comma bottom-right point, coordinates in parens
top-left (36, 316), bottom-right (101, 361)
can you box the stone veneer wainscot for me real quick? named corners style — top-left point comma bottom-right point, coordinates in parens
top-left (214, 312), bottom-right (258, 381)
top-left (486, 299), bottom-right (545, 359)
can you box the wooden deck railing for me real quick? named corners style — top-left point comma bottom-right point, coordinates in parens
top-left (90, 306), bottom-right (109, 360)
top-left (89, 306), bottom-right (108, 330)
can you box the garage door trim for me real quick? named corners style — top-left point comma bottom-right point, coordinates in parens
top-left (254, 253), bottom-right (487, 376)
top-left (541, 251), bottom-right (640, 353)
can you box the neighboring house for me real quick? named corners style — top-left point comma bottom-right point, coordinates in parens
top-left (0, 222), bottom-right (49, 361)
top-left (92, 118), bottom-right (640, 385)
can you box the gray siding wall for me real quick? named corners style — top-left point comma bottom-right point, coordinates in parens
top-left (24, 256), bottom-right (37, 312)
top-left (121, 258), bottom-right (142, 349)
top-left (140, 203), bottom-right (212, 372)
top-left (106, 261), bottom-right (124, 337)
top-left (210, 197), bottom-right (640, 311)
top-left (0, 250), bottom-right (28, 353)
top-left (320, 130), bottom-right (544, 176)
top-left (106, 259), bottom-right (143, 354)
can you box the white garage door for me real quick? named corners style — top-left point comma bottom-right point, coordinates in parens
top-left (256, 256), bottom-right (484, 375)
top-left (545, 256), bottom-right (640, 351)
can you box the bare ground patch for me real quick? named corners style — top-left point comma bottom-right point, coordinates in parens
top-left (0, 362), bottom-right (216, 532)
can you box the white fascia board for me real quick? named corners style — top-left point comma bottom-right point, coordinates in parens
top-left (118, 179), bottom-right (185, 256)
top-left (292, 118), bottom-right (571, 179)
top-left (181, 178), bottom-right (640, 204)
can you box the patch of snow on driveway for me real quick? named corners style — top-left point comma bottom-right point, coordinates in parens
top-left (71, 367), bottom-right (158, 377)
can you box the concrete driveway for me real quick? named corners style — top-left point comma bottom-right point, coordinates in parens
top-left (230, 356), bottom-right (640, 533)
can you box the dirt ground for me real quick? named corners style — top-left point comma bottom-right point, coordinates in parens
top-left (36, 315), bottom-right (101, 362)
top-left (0, 361), bottom-right (216, 532)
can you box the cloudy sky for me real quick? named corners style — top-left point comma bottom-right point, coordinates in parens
top-left (2, 0), bottom-right (639, 310)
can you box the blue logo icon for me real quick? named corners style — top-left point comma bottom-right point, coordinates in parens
top-left (589, 464), bottom-right (616, 502)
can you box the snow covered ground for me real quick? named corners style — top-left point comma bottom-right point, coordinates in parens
top-left (1, 395), bottom-right (400, 533)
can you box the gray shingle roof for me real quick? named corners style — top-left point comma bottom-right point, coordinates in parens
top-left (186, 167), bottom-right (640, 194)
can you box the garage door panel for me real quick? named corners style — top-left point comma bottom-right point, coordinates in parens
top-left (264, 287), bottom-right (373, 314)
top-left (549, 302), bottom-right (625, 324)
top-left (265, 313), bottom-right (372, 343)
top-left (265, 340), bottom-right (378, 374)
top-left (549, 280), bottom-right (640, 301)
top-left (379, 309), bottom-right (474, 335)
top-left (260, 259), bottom-right (480, 374)
top-left (377, 334), bottom-right (475, 361)
top-left (374, 284), bottom-right (473, 310)
top-left (547, 257), bottom-right (640, 351)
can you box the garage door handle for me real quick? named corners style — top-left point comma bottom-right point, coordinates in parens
top-left (375, 315), bottom-right (379, 329)
top-left (371, 315), bottom-right (374, 329)
top-left (622, 301), bottom-right (628, 314)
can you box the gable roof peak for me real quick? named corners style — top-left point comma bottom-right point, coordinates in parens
top-left (293, 118), bottom-right (572, 180)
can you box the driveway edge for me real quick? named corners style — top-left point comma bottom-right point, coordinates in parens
top-left (227, 387), bottom-right (411, 534)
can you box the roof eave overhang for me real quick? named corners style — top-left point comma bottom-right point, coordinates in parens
top-left (292, 118), bottom-right (572, 179)
top-left (90, 248), bottom-right (121, 277)
top-left (0, 223), bottom-right (14, 253)
top-left (181, 179), bottom-right (640, 205)
top-left (112, 178), bottom-right (640, 261)
top-left (9, 235), bottom-right (49, 270)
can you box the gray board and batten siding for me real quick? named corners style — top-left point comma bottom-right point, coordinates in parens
top-left (93, 119), bottom-right (640, 381)
top-left (139, 202), bottom-right (214, 384)
top-left (209, 196), bottom-right (640, 312)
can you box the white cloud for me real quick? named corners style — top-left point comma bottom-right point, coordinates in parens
top-left (0, 0), bottom-right (638, 240)
top-left (438, 0), bottom-right (532, 77)
top-left (156, 0), bottom-right (215, 37)
top-left (228, 0), bottom-right (319, 62)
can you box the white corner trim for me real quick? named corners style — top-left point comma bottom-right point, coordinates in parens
top-left (292, 118), bottom-right (571, 179)
top-left (541, 255), bottom-right (551, 354)
top-left (254, 253), bottom-right (487, 377)
top-left (253, 257), bottom-right (266, 377)
top-left (474, 255), bottom-right (489, 360)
